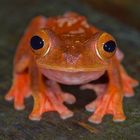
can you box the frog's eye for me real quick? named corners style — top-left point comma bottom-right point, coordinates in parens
top-left (103, 40), bottom-right (116, 53)
top-left (96, 32), bottom-right (117, 60)
top-left (30, 36), bottom-right (44, 50)
top-left (30, 30), bottom-right (50, 56)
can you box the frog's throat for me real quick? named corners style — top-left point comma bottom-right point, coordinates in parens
top-left (40, 68), bottom-right (105, 85)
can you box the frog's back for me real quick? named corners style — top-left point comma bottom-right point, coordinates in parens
top-left (46, 12), bottom-right (98, 35)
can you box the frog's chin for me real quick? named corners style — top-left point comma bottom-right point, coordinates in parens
top-left (40, 68), bottom-right (105, 85)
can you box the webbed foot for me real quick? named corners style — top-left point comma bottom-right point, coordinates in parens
top-left (87, 87), bottom-right (126, 124)
top-left (29, 88), bottom-right (74, 121)
top-left (80, 84), bottom-right (107, 112)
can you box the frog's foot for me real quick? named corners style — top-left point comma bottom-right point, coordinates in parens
top-left (120, 66), bottom-right (139, 97)
top-left (47, 80), bottom-right (76, 105)
top-left (61, 92), bottom-right (76, 104)
top-left (29, 89), bottom-right (74, 121)
top-left (88, 88), bottom-right (126, 124)
top-left (85, 96), bottom-right (101, 112)
top-left (5, 73), bottom-right (31, 110)
top-left (122, 73), bottom-right (139, 97)
top-left (80, 84), bottom-right (107, 112)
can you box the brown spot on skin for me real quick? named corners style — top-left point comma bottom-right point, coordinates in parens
top-left (63, 53), bottom-right (81, 64)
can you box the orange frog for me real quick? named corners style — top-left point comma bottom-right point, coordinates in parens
top-left (5, 12), bottom-right (138, 124)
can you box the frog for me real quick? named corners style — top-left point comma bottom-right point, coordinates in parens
top-left (5, 12), bottom-right (138, 124)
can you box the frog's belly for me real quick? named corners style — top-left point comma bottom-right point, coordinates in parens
top-left (41, 69), bottom-right (105, 85)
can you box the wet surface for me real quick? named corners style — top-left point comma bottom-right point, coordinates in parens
top-left (0, 0), bottom-right (140, 139)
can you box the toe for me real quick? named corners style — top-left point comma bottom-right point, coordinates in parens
top-left (124, 92), bottom-right (134, 97)
top-left (113, 114), bottom-right (126, 122)
top-left (5, 94), bottom-right (13, 101)
top-left (60, 110), bottom-right (74, 119)
top-left (88, 115), bottom-right (102, 124)
top-left (85, 103), bottom-right (96, 112)
top-left (29, 114), bottom-right (42, 121)
top-left (14, 104), bottom-right (25, 110)
top-left (62, 93), bottom-right (76, 104)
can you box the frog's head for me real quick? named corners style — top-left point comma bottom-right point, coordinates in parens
top-left (30, 15), bottom-right (117, 72)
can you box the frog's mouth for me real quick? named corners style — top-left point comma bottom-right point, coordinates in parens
top-left (40, 68), bottom-right (105, 85)
top-left (37, 61), bottom-right (109, 72)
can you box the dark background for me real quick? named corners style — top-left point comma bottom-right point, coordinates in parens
top-left (82, 0), bottom-right (140, 31)
top-left (0, 0), bottom-right (140, 140)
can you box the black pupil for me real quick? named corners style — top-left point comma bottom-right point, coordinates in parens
top-left (30, 36), bottom-right (44, 50)
top-left (103, 40), bottom-right (116, 53)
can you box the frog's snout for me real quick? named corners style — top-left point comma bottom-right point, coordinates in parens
top-left (63, 53), bottom-right (81, 64)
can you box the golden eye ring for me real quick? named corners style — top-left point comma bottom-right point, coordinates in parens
top-left (96, 32), bottom-right (117, 60)
top-left (30, 29), bottom-right (50, 57)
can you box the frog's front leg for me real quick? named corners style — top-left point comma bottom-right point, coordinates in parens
top-left (29, 62), bottom-right (74, 120)
top-left (88, 58), bottom-right (126, 124)
top-left (5, 16), bottom-right (48, 109)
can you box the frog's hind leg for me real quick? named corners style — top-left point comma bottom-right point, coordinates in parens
top-left (47, 80), bottom-right (76, 105)
top-left (120, 65), bottom-right (139, 97)
top-left (116, 49), bottom-right (138, 97)
top-left (5, 72), bottom-right (31, 110)
top-left (5, 53), bottom-right (31, 110)
top-left (80, 84), bottom-right (107, 112)
top-left (5, 16), bottom-right (47, 110)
